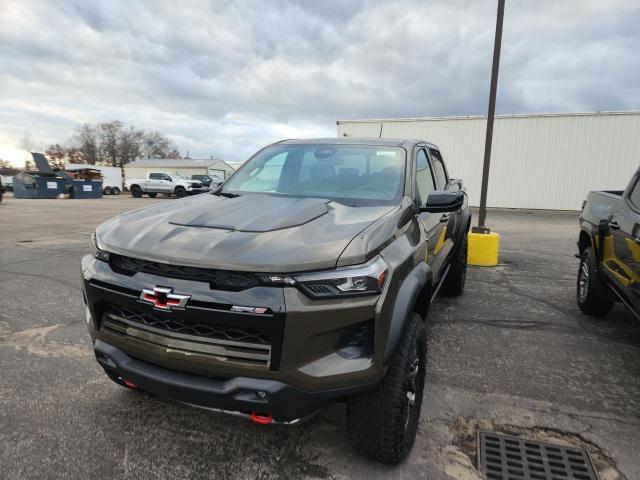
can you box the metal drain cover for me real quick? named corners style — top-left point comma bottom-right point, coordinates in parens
top-left (478, 431), bottom-right (598, 480)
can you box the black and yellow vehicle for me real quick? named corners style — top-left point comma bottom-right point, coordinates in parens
top-left (577, 166), bottom-right (640, 318)
top-left (82, 138), bottom-right (471, 464)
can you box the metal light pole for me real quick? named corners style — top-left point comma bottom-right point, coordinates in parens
top-left (474, 0), bottom-right (505, 234)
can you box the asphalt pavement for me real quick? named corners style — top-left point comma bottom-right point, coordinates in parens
top-left (1, 193), bottom-right (638, 479)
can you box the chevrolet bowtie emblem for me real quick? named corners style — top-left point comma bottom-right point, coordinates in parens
top-left (139, 286), bottom-right (191, 311)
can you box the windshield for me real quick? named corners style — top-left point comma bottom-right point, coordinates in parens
top-left (223, 144), bottom-right (405, 205)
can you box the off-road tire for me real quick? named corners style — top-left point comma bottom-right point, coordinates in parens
top-left (441, 233), bottom-right (468, 296)
top-left (131, 185), bottom-right (143, 198)
top-left (577, 247), bottom-right (614, 316)
top-left (147, 192), bottom-right (157, 198)
top-left (346, 313), bottom-right (426, 464)
top-left (175, 187), bottom-right (186, 198)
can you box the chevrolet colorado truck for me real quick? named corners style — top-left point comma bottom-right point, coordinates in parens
top-left (83, 138), bottom-right (471, 463)
top-left (577, 166), bottom-right (640, 319)
top-left (126, 171), bottom-right (208, 198)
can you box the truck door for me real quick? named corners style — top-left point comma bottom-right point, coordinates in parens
top-left (415, 148), bottom-right (447, 279)
top-left (428, 148), bottom-right (456, 269)
top-left (607, 172), bottom-right (640, 311)
top-left (148, 173), bottom-right (164, 192)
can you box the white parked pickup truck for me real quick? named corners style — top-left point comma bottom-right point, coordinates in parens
top-left (125, 172), bottom-right (209, 198)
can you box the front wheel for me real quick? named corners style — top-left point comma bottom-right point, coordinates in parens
top-left (147, 192), bottom-right (157, 198)
top-left (175, 187), bottom-right (186, 198)
top-left (346, 313), bottom-right (426, 464)
top-left (131, 185), bottom-right (143, 198)
top-left (577, 247), bottom-right (614, 316)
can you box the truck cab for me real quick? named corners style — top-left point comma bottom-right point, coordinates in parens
top-left (578, 167), bottom-right (640, 318)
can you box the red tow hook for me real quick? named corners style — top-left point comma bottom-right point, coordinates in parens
top-left (250, 412), bottom-right (273, 425)
top-left (123, 379), bottom-right (138, 389)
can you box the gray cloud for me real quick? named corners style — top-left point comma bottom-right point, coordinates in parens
top-left (1, 0), bottom-right (639, 161)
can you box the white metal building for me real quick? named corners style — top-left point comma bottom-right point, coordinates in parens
top-left (124, 158), bottom-right (235, 181)
top-left (337, 111), bottom-right (640, 210)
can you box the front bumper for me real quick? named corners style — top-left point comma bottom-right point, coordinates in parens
top-left (94, 340), bottom-right (375, 421)
top-left (82, 255), bottom-right (385, 417)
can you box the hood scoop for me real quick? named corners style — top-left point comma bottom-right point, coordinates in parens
top-left (168, 195), bottom-right (330, 232)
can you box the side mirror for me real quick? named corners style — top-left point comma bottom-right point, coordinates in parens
top-left (420, 190), bottom-right (464, 213)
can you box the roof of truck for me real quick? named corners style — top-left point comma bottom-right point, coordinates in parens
top-left (278, 137), bottom-right (439, 149)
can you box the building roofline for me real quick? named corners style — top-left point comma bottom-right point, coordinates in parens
top-left (336, 110), bottom-right (640, 124)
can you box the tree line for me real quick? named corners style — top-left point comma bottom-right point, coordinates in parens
top-left (44, 120), bottom-right (181, 169)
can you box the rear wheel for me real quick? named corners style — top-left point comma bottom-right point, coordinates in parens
top-left (441, 233), bottom-right (468, 296)
top-left (111, 187), bottom-right (121, 195)
top-left (577, 247), bottom-right (614, 316)
top-left (103, 187), bottom-right (112, 195)
top-left (131, 185), bottom-right (143, 198)
top-left (175, 186), bottom-right (186, 198)
top-left (346, 313), bottom-right (426, 464)
top-left (147, 192), bottom-right (157, 198)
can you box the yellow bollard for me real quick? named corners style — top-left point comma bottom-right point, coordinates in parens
top-left (468, 232), bottom-right (500, 266)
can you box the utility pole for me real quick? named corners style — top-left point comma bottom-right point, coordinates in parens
top-left (474, 0), bottom-right (505, 233)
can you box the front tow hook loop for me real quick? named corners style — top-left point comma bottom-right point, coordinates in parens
top-left (250, 412), bottom-right (273, 425)
top-left (123, 379), bottom-right (138, 389)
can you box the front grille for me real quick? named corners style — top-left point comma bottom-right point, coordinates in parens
top-left (106, 304), bottom-right (269, 344)
top-left (101, 304), bottom-right (272, 367)
top-left (478, 431), bottom-right (597, 480)
top-left (109, 254), bottom-right (261, 291)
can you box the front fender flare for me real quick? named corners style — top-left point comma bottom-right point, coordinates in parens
top-left (383, 262), bottom-right (432, 364)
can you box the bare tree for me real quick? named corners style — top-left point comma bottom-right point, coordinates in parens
top-left (71, 124), bottom-right (99, 164)
top-left (144, 131), bottom-right (174, 159)
top-left (98, 120), bottom-right (123, 166)
top-left (167, 148), bottom-right (182, 159)
top-left (19, 132), bottom-right (43, 152)
top-left (118, 126), bottom-right (144, 167)
top-left (66, 148), bottom-right (86, 164)
top-left (45, 144), bottom-right (67, 169)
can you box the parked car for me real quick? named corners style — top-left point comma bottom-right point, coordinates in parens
top-left (82, 138), bottom-right (471, 464)
top-left (125, 172), bottom-right (208, 198)
top-left (577, 166), bottom-right (640, 319)
top-left (191, 174), bottom-right (224, 188)
top-left (0, 176), bottom-right (4, 202)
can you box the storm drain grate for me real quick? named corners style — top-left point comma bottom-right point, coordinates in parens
top-left (478, 431), bottom-right (598, 480)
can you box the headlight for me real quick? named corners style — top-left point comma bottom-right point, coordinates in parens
top-left (91, 233), bottom-right (110, 262)
top-left (259, 256), bottom-right (388, 299)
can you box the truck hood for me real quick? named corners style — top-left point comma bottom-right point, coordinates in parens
top-left (97, 193), bottom-right (396, 272)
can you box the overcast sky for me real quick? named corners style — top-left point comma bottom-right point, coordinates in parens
top-left (1, 0), bottom-right (639, 162)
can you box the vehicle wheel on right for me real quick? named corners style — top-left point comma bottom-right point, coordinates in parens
top-left (577, 246), bottom-right (614, 316)
top-left (346, 312), bottom-right (426, 464)
top-left (175, 187), bottom-right (186, 198)
top-left (131, 186), bottom-right (143, 198)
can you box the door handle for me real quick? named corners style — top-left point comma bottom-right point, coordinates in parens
top-left (439, 214), bottom-right (449, 224)
top-left (608, 220), bottom-right (620, 230)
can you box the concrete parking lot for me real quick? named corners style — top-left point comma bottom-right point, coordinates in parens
top-left (1, 193), bottom-right (639, 479)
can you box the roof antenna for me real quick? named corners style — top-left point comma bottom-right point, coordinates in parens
top-left (379, 123), bottom-right (384, 138)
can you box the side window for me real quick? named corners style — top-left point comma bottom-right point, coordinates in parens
top-left (630, 175), bottom-right (640, 211)
top-left (428, 149), bottom-right (448, 189)
top-left (162, 175), bottom-right (172, 181)
top-left (415, 149), bottom-right (436, 204)
top-left (149, 173), bottom-right (161, 180)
